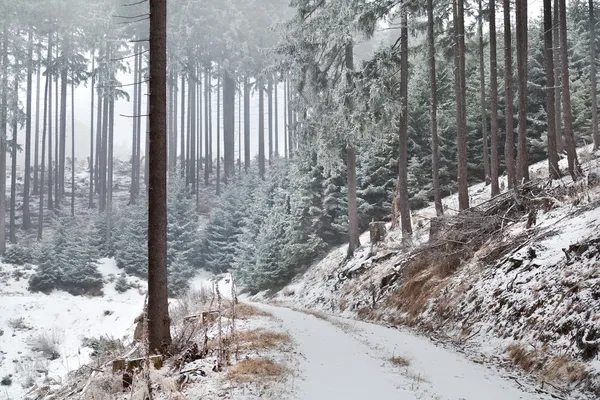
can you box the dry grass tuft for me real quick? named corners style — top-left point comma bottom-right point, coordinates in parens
top-left (233, 328), bottom-right (292, 351)
top-left (227, 358), bottom-right (289, 383)
top-left (543, 355), bottom-right (588, 384)
top-left (229, 302), bottom-right (273, 319)
top-left (507, 344), bottom-right (542, 373)
top-left (390, 355), bottom-right (410, 367)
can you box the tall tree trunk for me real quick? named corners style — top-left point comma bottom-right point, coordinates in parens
top-left (216, 75), bottom-right (221, 194)
top-left (244, 76), bottom-right (250, 171)
top-left (71, 80), bottom-right (75, 217)
top-left (515, 0), bottom-right (529, 183)
top-left (54, 38), bottom-right (59, 207)
top-left (23, 27), bottom-right (34, 230)
top-left (48, 35), bottom-right (54, 212)
top-left (287, 79), bottom-right (293, 157)
top-left (59, 34), bottom-right (69, 203)
top-left (0, 24), bottom-right (7, 252)
top-left (489, 0), bottom-right (500, 196)
top-left (205, 69), bottom-right (210, 184)
top-left (554, 0), bottom-right (564, 153)
top-left (135, 50), bottom-right (143, 197)
top-left (238, 82), bottom-right (242, 171)
top-left (427, 0), bottom-right (443, 216)
top-left (180, 74), bottom-right (185, 178)
top-left (274, 80), bottom-right (279, 158)
top-left (10, 59), bottom-right (19, 243)
top-left (590, 0), bottom-right (599, 149)
top-left (223, 70), bottom-right (235, 180)
top-left (89, 49), bottom-right (95, 208)
top-left (284, 78), bottom-right (288, 159)
top-left (345, 44), bottom-right (361, 257)
top-left (398, 8), bottom-right (413, 235)
top-left (187, 64), bottom-right (196, 189)
top-left (196, 71), bottom-right (201, 204)
top-left (268, 78), bottom-right (273, 165)
top-left (38, 57), bottom-right (50, 240)
top-left (455, 0), bottom-right (469, 210)
top-left (504, 0), bottom-right (516, 188)
top-left (130, 45), bottom-right (139, 204)
top-left (100, 51), bottom-right (109, 213)
top-left (559, 0), bottom-right (582, 179)
top-left (94, 60), bottom-right (102, 196)
top-left (148, 0), bottom-right (171, 352)
top-left (258, 78), bottom-right (265, 180)
top-left (106, 95), bottom-right (114, 241)
top-left (544, 0), bottom-right (561, 179)
top-left (478, 0), bottom-right (490, 184)
top-left (33, 44), bottom-right (41, 196)
top-left (172, 71), bottom-right (178, 173)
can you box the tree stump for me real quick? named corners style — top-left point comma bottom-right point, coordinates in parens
top-left (369, 221), bottom-right (387, 244)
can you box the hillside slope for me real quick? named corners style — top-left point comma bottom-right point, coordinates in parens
top-left (262, 147), bottom-right (600, 398)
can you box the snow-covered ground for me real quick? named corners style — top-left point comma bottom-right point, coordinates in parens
top-left (0, 259), bottom-right (146, 400)
top-left (254, 302), bottom-right (554, 400)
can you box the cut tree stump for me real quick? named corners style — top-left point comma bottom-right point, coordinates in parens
top-left (369, 221), bottom-right (387, 244)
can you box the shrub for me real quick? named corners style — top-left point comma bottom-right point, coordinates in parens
top-left (31, 331), bottom-right (62, 360)
top-left (1, 375), bottom-right (12, 386)
top-left (81, 336), bottom-right (124, 358)
top-left (114, 275), bottom-right (131, 293)
top-left (3, 245), bottom-right (35, 266)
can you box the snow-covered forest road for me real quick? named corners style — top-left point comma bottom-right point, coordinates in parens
top-left (257, 303), bottom-right (552, 400)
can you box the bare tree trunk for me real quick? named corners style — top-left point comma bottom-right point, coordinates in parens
top-left (10, 59), bottom-right (19, 243)
top-left (38, 57), bottom-right (50, 240)
top-left (427, 0), bottom-right (443, 216)
top-left (59, 34), bottom-right (69, 203)
top-left (397, 8), bottom-right (413, 235)
top-left (23, 27), bottom-right (34, 230)
top-left (89, 49), bottom-right (95, 208)
top-left (243, 76), bottom-right (250, 171)
top-left (0, 24), bottom-right (7, 252)
top-left (188, 65), bottom-right (196, 190)
top-left (559, 0), bottom-right (582, 179)
top-left (217, 75), bottom-right (221, 194)
top-left (515, 0), bottom-right (529, 184)
top-left (99, 58), bottom-right (109, 213)
top-left (135, 50), bottom-right (143, 198)
top-left (33, 44), bottom-right (41, 196)
top-left (287, 79), bottom-right (293, 157)
top-left (172, 71), bottom-right (178, 173)
top-left (148, 0), bottom-right (171, 352)
top-left (48, 35), bottom-right (54, 212)
top-left (205, 68), bottom-right (210, 184)
top-left (504, 0), bottom-right (516, 188)
top-left (274, 80), bottom-right (279, 158)
top-left (238, 82), bottom-right (242, 171)
top-left (180, 74), bottom-right (185, 178)
top-left (478, 0), bottom-right (490, 185)
top-left (544, 0), bottom-right (561, 179)
top-left (455, 0), bottom-right (469, 210)
top-left (489, 0), bottom-right (501, 195)
top-left (283, 78), bottom-right (288, 159)
top-left (71, 80), bottom-right (75, 217)
top-left (94, 57), bottom-right (102, 196)
top-left (223, 70), bottom-right (235, 180)
top-left (54, 38), bottom-right (59, 208)
top-left (258, 78), bottom-right (265, 180)
top-left (554, 0), bottom-right (564, 154)
top-left (106, 95), bottom-right (114, 242)
top-left (130, 44), bottom-right (139, 204)
top-left (268, 78), bottom-right (273, 165)
top-left (590, 0), bottom-right (599, 149)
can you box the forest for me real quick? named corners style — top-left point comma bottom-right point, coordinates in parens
top-left (0, 0), bottom-right (598, 297)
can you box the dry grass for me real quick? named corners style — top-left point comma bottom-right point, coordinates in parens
top-left (390, 355), bottom-right (410, 367)
top-left (233, 328), bottom-right (292, 351)
top-left (227, 358), bottom-right (289, 383)
top-left (226, 302), bottom-right (273, 319)
top-left (543, 355), bottom-right (588, 384)
top-left (507, 344), bottom-right (542, 373)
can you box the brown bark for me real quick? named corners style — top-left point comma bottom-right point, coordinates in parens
top-left (559, 0), bottom-right (583, 179)
top-left (38, 54), bottom-right (50, 240)
top-left (33, 44), bottom-right (41, 196)
top-left (258, 78), bottom-right (265, 180)
top-left (148, 0), bottom-right (171, 352)
top-left (553, 0), bottom-right (564, 154)
top-left (503, 0), bottom-right (516, 188)
top-left (455, 0), bottom-right (469, 210)
top-left (515, 0), bottom-right (529, 184)
top-left (244, 76), bottom-right (250, 170)
top-left (478, 0), bottom-right (490, 184)
top-left (346, 44), bottom-right (361, 257)
top-left (590, 0), bottom-right (599, 149)
top-left (89, 49), bottom-right (95, 208)
top-left (0, 24), bottom-right (7, 252)
top-left (544, 0), bottom-right (561, 179)
top-left (427, 0), bottom-right (443, 215)
top-left (489, 0), bottom-right (501, 195)
top-left (10, 58), bottom-right (18, 243)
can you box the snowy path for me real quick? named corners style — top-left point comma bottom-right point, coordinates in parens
top-left (258, 304), bottom-right (551, 400)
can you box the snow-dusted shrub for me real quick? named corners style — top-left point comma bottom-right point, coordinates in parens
top-left (3, 244), bottom-right (35, 266)
top-left (81, 335), bottom-right (124, 358)
top-left (114, 275), bottom-right (132, 293)
top-left (1, 375), bottom-right (12, 386)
